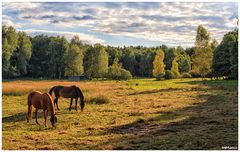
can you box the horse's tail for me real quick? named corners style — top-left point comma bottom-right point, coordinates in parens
top-left (49, 86), bottom-right (56, 96)
top-left (76, 87), bottom-right (85, 111)
top-left (27, 92), bottom-right (34, 122)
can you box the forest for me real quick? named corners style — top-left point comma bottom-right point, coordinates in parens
top-left (2, 25), bottom-right (238, 80)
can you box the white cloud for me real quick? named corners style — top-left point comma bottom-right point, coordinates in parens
top-left (20, 29), bottom-right (105, 45)
top-left (2, 2), bottom-right (238, 47)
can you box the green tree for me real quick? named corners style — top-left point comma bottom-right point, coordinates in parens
top-left (139, 50), bottom-right (155, 77)
top-left (10, 32), bottom-right (32, 77)
top-left (192, 25), bottom-right (213, 79)
top-left (65, 44), bottom-right (84, 77)
top-left (229, 29), bottom-right (238, 79)
top-left (152, 49), bottom-right (165, 79)
top-left (108, 58), bottom-right (132, 80)
top-left (106, 46), bottom-right (121, 66)
top-left (211, 39), bottom-right (218, 51)
top-left (84, 44), bottom-right (108, 79)
top-left (2, 25), bottom-right (18, 78)
top-left (48, 36), bottom-right (69, 79)
top-left (174, 47), bottom-right (191, 73)
top-left (164, 48), bottom-right (177, 70)
top-left (121, 47), bottom-right (137, 76)
top-left (212, 29), bottom-right (238, 79)
top-left (28, 35), bottom-right (51, 78)
top-left (71, 35), bottom-right (83, 45)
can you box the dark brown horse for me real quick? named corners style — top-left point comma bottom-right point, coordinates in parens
top-left (49, 85), bottom-right (85, 111)
top-left (27, 91), bottom-right (57, 127)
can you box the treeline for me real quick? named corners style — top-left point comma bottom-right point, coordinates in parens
top-left (2, 25), bottom-right (238, 80)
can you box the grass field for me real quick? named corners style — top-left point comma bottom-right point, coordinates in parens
top-left (2, 78), bottom-right (238, 150)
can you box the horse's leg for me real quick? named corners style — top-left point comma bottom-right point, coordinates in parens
top-left (54, 97), bottom-right (60, 110)
top-left (27, 104), bottom-right (32, 122)
top-left (35, 109), bottom-right (39, 125)
top-left (69, 98), bottom-right (73, 111)
top-left (44, 109), bottom-right (47, 127)
top-left (75, 98), bottom-right (78, 111)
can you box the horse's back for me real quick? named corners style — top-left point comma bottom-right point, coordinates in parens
top-left (59, 86), bottom-right (78, 98)
top-left (28, 91), bottom-right (44, 109)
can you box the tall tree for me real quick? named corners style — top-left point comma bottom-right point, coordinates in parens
top-left (164, 48), bottom-right (176, 70)
top-left (84, 44), bottom-right (108, 79)
top-left (176, 51), bottom-right (191, 73)
top-left (2, 25), bottom-right (18, 78)
top-left (65, 44), bottom-right (84, 77)
top-left (139, 50), bottom-right (155, 77)
top-left (152, 49), bottom-right (165, 79)
top-left (106, 46), bottom-right (121, 66)
top-left (71, 35), bottom-right (82, 45)
top-left (10, 32), bottom-right (32, 77)
top-left (211, 39), bottom-right (218, 51)
top-left (213, 29), bottom-right (238, 79)
top-left (28, 35), bottom-right (51, 77)
top-left (48, 36), bottom-right (69, 79)
top-left (121, 47), bottom-right (137, 76)
top-left (171, 58), bottom-right (180, 78)
top-left (192, 25), bottom-right (213, 79)
top-left (229, 29), bottom-right (238, 79)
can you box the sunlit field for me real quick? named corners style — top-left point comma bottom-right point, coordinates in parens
top-left (2, 78), bottom-right (238, 150)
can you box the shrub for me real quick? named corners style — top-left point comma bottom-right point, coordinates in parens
top-left (120, 69), bottom-right (132, 80)
top-left (190, 71), bottom-right (201, 78)
top-left (182, 72), bottom-right (192, 78)
top-left (108, 64), bottom-right (132, 80)
top-left (156, 73), bottom-right (165, 80)
top-left (88, 95), bottom-right (110, 104)
top-left (164, 70), bottom-right (174, 79)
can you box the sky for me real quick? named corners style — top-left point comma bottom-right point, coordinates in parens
top-left (2, 2), bottom-right (238, 48)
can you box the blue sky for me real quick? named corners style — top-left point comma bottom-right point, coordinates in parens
top-left (2, 2), bottom-right (238, 47)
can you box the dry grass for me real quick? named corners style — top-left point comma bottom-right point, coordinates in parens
top-left (2, 78), bottom-right (238, 150)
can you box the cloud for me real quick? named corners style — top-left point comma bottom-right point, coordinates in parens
top-left (20, 29), bottom-right (105, 45)
top-left (2, 2), bottom-right (238, 47)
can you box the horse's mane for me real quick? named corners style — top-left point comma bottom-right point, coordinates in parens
top-left (44, 93), bottom-right (55, 114)
top-left (76, 86), bottom-right (84, 101)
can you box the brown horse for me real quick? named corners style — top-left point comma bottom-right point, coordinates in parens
top-left (27, 91), bottom-right (57, 127)
top-left (49, 85), bottom-right (85, 111)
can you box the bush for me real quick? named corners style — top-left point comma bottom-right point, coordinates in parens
top-left (88, 95), bottom-right (110, 104)
top-left (164, 70), bottom-right (174, 79)
top-left (156, 73), bottom-right (165, 80)
top-left (181, 72), bottom-right (192, 78)
top-left (120, 69), bottom-right (132, 80)
top-left (189, 71), bottom-right (201, 78)
top-left (108, 65), bottom-right (132, 80)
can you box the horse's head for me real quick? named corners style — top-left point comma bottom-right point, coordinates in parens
top-left (80, 100), bottom-right (85, 112)
top-left (76, 86), bottom-right (85, 112)
top-left (50, 114), bottom-right (57, 127)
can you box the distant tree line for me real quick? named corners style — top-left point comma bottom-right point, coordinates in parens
top-left (2, 25), bottom-right (238, 80)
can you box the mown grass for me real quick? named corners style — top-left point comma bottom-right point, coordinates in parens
top-left (2, 78), bottom-right (238, 150)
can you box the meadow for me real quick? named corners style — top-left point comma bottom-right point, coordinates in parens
top-left (2, 78), bottom-right (238, 150)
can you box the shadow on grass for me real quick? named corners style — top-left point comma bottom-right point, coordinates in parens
top-left (98, 82), bottom-right (238, 150)
top-left (128, 88), bottom-right (182, 96)
top-left (129, 87), bottom-right (213, 96)
top-left (2, 112), bottom-right (44, 123)
top-left (176, 79), bottom-right (238, 89)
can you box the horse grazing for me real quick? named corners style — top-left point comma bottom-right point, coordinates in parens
top-left (49, 85), bottom-right (85, 111)
top-left (27, 91), bottom-right (57, 127)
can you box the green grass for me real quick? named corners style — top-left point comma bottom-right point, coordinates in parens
top-left (2, 78), bottom-right (238, 150)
